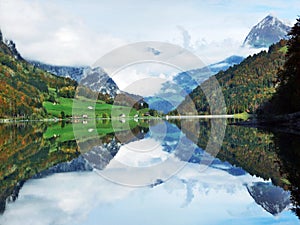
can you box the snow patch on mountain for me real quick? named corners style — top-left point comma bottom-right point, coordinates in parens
top-left (243, 14), bottom-right (291, 48)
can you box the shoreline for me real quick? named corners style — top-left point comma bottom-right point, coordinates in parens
top-left (165, 115), bottom-right (235, 119)
top-left (231, 111), bottom-right (300, 135)
top-left (0, 114), bottom-right (236, 123)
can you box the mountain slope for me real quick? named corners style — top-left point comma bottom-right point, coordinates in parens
top-left (262, 17), bottom-right (300, 114)
top-left (29, 60), bottom-right (86, 82)
top-left (0, 30), bottom-right (77, 118)
top-left (243, 14), bottom-right (291, 48)
top-left (29, 61), bottom-right (120, 98)
top-left (209, 55), bottom-right (245, 74)
top-left (177, 40), bottom-right (287, 115)
top-left (79, 67), bottom-right (120, 97)
top-left (145, 55), bottom-right (244, 113)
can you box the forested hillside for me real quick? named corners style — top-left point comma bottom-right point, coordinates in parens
top-left (262, 17), bottom-right (300, 114)
top-left (0, 30), bottom-right (77, 118)
top-left (178, 40), bottom-right (287, 115)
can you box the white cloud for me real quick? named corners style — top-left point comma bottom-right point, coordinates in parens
top-left (110, 62), bottom-right (180, 95)
top-left (114, 138), bottom-right (169, 167)
top-left (0, 0), bottom-right (299, 66)
top-left (1, 162), bottom-right (296, 225)
top-left (176, 26), bottom-right (192, 50)
top-left (0, 0), bottom-right (126, 66)
top-left (193, 38), bottom-right (267, 64)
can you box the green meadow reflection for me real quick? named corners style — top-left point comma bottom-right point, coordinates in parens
top-left (0, 119), bottom-right (150, 213)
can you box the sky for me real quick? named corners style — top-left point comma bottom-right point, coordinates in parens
top-left (0, 0), bottom-right (299, 66)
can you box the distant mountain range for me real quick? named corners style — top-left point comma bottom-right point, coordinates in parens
top-left (29, 61), bottom-right (120, 98)
top-left (243, 14), bottom-right (291, 48)
top-left (146, 14), bottom-right (291, 113)
top-left (145, 55), bottom-right (244, 113)
top-left (28, 60), bottom-right (86, 81)
top-left (25, 14), bottom-right (290, 115)
top-left (0, 14), bottom-right (292, 116)
top-left (209, 55), bottom-right (245, 73)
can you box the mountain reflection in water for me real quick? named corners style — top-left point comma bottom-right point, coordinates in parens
top-left (0, 119), bottom-right (299, 225)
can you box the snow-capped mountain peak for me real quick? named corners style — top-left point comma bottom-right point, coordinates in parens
top-left (243, 14), bottom-right (291, 48)
top-left (257, 14), bottom-right (277, 28)
top-left (80, 66), bottom-right (119, 96)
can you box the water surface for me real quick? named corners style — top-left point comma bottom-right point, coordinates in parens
top-left (0, 119), bottom-right (299, 225)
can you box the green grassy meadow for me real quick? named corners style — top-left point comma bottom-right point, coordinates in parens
top-left (43, 96), bottom-right (150, 119)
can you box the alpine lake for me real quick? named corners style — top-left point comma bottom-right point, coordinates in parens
top-left (0, 117), bottom-right (300, 225)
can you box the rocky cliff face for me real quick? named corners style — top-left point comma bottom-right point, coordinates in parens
top-left (29, 61), bottom-right (121, 98)
top-left (0, 29), bottom-right (23, 60)
top-left (4, 40), bottom-right (23, 60)
top-left (80, 67), bottom-right (120, 97)
top-left (243, 14), bottom-right (291, 48)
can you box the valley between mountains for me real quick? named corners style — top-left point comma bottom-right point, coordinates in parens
top-left (0, 14), bottom-right (299, 126)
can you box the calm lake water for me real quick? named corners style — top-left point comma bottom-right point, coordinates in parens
top-left (0, 119), bottom-right (300, 225)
